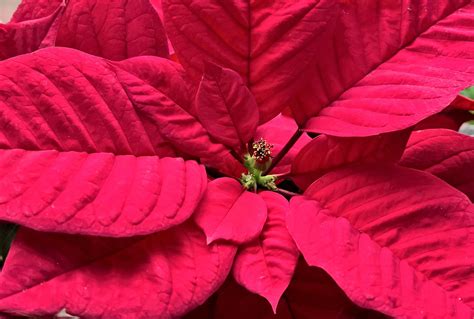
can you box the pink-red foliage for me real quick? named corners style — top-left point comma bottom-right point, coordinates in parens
top-left (0, 0), bottom-right (473, 318)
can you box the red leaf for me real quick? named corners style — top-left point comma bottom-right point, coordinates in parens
top-left (196, 62), bottom-right (259, 152)
top-left (0, 3), bottom-right (65, 60)
top-left (162, 0), bottom-right (337, 123)
top-left (0, 149), bottom-right (206, 236)
top-left (291, 131), bottom-right (409, 190)
top-left (0, 47), bottom-right (182, 156)
top-left (255, 115), bottom-right (311, 175)
top-left (10, 0), bottom-right (63, 22)
top-left (287, 164), bottom-right (474, 318)
top-left (113, 57), bottom-right (243, 176)
top-left (187, 261), bottom-right (387, 319)
top-left (0, 222), bottom-right (236, 318)
top-left (283, 262), bottom-right (387, 319)
top-left (193, 178), bottom-right (267, 244)
top-left (203, 278), bottom-right (293, 319)
top-left (0, 47), bottom-right (242, 176)
top-left (400, 129), bottom-right (474, 201)
top-left (56, 0), bottom-right (169, 60)
top-left (233, 192), bottom-right (298, 313)
top-left (297, 1), bottom-right (474, 136)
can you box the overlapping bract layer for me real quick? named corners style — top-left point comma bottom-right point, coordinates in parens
top-left (0, 149), bottom-right (206, 236)
top-left (0, 0), bottom-right (473, 318)
top-left (9, 0), bottom-right (169, 60)
top-left (162, 0), bottom-right (337, 123)
top-left (401, 129), bottom-right (474, 200)
top-left (288, 165), bottom-right (474, 318)
top-left (300, 1), bottom-right (474, 135)
top-left (0, 222), bottom-right (236, 318)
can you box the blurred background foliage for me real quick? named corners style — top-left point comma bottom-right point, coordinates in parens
top-left (0, 0), bottom-right (20, 22)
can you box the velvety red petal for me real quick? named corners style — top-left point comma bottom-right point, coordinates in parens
top-left (288, 164), bottom-right (474, 318)
top-left (0, 222), bottom-right (236, 318)
top-left (193, 178), bottom-right (267, 244)
top-left (196, 62), bottom-right (259, 152)
top-left (297, 1), bottom-right (474, 136)
top-left (400, 129), bottom-right (474, 201)
top-left (233, 192), bottom-right (298, 312)
top-left (0, 149), bottom-right (206, 236)
top-left (162, 0), bottom-right (337, 123)
top-left (291, 131), bottom-right (409, 190)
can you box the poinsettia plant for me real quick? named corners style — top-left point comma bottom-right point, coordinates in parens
top-left (0, 0), bottom-right (473, 318)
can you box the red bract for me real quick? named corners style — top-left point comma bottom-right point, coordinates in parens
top-left (400, 129), bottom-right (474, 201)
top-left (0, 222), bottom-right (236, 318)
top-left (196, 63), bottom-right (259, 152)
top-left (287, 164), bottom-right (474, 318)
top-left (296, 1), bottom-right (474, 135)
top-left (291, 131), bottom-right (410, 190)
top-left (162, 0), bottom-right (337, 123)
top-left (233, 192), bottom-right (299, 313)
top-left (194, 178), bottom-right (268, 244)
top-left (8, 0), bottom-right (169, 60)
top-left (192, 65), bottom-right (300, 309)
top-left (186, 261), bottom-right (389, 319)
top-left (0, 149), bottom-right (206, 236)
top-left (0, 0), bottom-right (473, 318)
top-left (56, 0), bottom-right (169, 60)
top-left (162, 0), bottom-right (474, 132)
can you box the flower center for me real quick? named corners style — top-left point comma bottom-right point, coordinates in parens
top-left (252, 138), bottom-right (273, 163)
top-left (240, 138), bottom-right (277, 191)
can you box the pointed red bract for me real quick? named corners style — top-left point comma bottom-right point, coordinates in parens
top-left (287, 164), bottom-right (474, 318)
top-left (162, 0), bottom-right (337, 123)
top-left (255, 115), bottom-right (311, 175)
top-left (187, 262), bottom-right (386, 319)
top-left (11, 0), bottom-right (170, 60)
top-left (193, 178), bottom-right (267, 244)
top-left (400, 129), bottom-right (474, 201)
top-left (0, 149), bottom-right (206, 236)
top-left (0, 47), bottom-right (181, 156)
top-left (0, 3), bottom-right (64, 60)
top-left (296, 1), bottom-right (474, 135)
top-left (56, 0), bottom-right (169, 60)
top-left (0, 222), bottom-right (236, 318)
top-left (0, 47), bottom-right (241, 175)
top-left (291, 131), bottom-right (409, 189)
top-left (196, 63), bottom-right (259, 152)
top-left (113, 57), bottom-right (243, 177)
top-left (233, 192), bottom-right (298, 313)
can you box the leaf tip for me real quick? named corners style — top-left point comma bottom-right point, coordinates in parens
top-left (266, 292), bottom-right (283, 314)
top-left (206, 235), bottom-right (216, 245)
